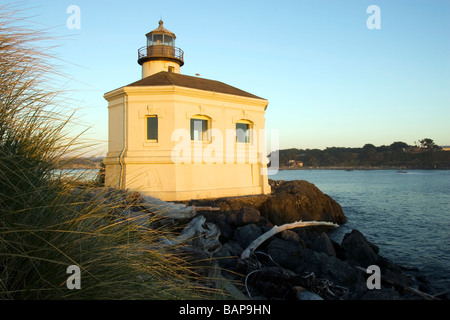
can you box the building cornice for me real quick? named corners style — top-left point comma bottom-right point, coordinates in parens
top-left (104, 85), bottom-right (269, 110)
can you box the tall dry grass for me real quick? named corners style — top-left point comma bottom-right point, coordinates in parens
top-left (0, 5), bottom-right (217, 300)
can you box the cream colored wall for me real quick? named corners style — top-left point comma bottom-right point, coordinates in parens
top-left (104, 85), bottom-right (271, 201)
top-left (142, 60), bottom-right (181, 78)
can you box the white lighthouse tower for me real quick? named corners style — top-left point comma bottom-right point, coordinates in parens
top-left (138, 20), bottom-right (184, 78)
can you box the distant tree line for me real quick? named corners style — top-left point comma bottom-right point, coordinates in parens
top-left (277, 138), bottom-right (450, 169)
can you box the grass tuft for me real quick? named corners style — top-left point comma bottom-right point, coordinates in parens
top-left (0, 5), bottom-right (219, 300)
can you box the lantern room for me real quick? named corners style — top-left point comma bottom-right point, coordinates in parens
top-left (138, 20), bottom-right (184, 78)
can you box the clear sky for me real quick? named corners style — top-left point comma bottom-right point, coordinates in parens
top-left (7, 0), bottom-right (450, 155)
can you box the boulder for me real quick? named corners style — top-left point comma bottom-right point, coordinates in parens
top-left (259, 180), bottom-right (346, 225)
top-left (236, 207), bottom-right (261, 226)
top-left (181, 179), bottom-right (346, 227)
top-left (340, 229), bottom-right (379, 267)
top-left (184, 195), bottom-right (269, 215)
top-left (234, 224), bottom-right (262, 249)
top-left (310, 232), bottom-right (336, 257)
top-left (267, 238), bottom-right (302, 271)
top-left (279, 230), bottom-right (301, 243)
top-left (213, 241), bottom-right (243, 269)
top-left (245, 267), bottom-right (297, 299)
top-left (297, 248), bottom-right (363, 287)
top-left (294, 286), bottom-right (324, 300)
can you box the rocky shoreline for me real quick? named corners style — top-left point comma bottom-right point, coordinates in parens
top-left (103, 179), bottom-right (448, 300)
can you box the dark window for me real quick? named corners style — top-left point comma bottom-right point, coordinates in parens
top-left (147, 116), bottom-right (158, 141)
top-left (190, 118), bottom-right (208, 141)
top-left (153, 34), bottom-right (163, 45)
top-left (236, 122), bottom-right (250, 143)
top-left (164, 35), bottom-right (173, 46)
top-left (168, 66), bottom-right (174, 73)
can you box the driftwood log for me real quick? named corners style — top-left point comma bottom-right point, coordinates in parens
top-left (140, 195), bottom-right (197, 219)
top-left (160, 215), bottom-right (221, 253)
top-left (240, 220), bottom-right (339, 260)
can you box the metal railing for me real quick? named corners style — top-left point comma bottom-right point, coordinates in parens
top-left (138, 45), bottom-right (184, 62)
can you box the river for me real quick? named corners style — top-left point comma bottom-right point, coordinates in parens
top-left (271, 169), bottom-right (450, 292)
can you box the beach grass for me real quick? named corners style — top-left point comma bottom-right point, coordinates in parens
top-left (0, 5), bottom-right (220, 300)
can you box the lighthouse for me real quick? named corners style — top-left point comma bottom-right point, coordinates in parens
top-left (103, 21), bottom-right (271, 201)
top-left (138, 20), bottom-right (184, 78)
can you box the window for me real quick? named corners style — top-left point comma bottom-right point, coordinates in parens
top-left (236, 122), bottom-right (250, 143)
top-left (190, 117), bottom-right (209, 141)
top-left (146, 116), bottom-right (158, 141)
top-left (152, 34), bottom-right (163, 45)
top-left (164, 35), bottom-right (173, 46)
top-left (149, 34), bottom-right (173, 46)
top-left (168, 66), bottom-right (175, 73)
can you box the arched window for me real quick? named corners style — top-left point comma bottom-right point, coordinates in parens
top-left (236, 120), bottom-right (252, 143)
top-left (190, 115), bottom-right (210, 141)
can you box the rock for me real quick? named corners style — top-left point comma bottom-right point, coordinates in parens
top-left (259, 180), bottom-right (346, 225)
top-left (267, 238), bottom-right (302, 271)
top-left (89, 185), bottom-right (441, 300)
top-left (279, 230), bottom-right (301, 243)
top-left (236, 207), bottom-right (261, 226)
top-left (182, 179), bottom-right (346, 226)
top-left (213, 241), bottom-right (243, 269)
top-left (293, 286), bottom-right (324, 300)
top-left (435, 291), bottom-right (450, 300)
top-left (246, 267), bottom-right (297, 299)
top-left (257, 217), bottom-right (274, 229)
top-left (234, 224), bottom-right (262, 249)
top-left (340, 229), bottom-right (379, 267)
top-left (296, 228), bottom-right (319, 246)
top-left (382, 268), bottom-right (412, 288)
top-left (226, 212), bottom-right (238, 225)
top-left (297, 248), bottom-right (363, 287)
top-left (310, 232), bottom-right (336, 257)
top-left (324, 254), bottom-right (363, 287)
top-left (184, 196), bottom-right (269, 215)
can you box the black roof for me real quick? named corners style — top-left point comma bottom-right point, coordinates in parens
top-left (125, 71), bottom-right (265, 100)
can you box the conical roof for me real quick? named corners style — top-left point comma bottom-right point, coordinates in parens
top-left (145, 20), bottom-right (176, 39)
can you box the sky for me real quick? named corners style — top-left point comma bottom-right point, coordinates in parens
top-left (5, 0), bottom-right (450, 156)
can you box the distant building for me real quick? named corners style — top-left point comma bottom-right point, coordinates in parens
top-left (103, 21), bottom-right (271, 201)
top-left (287, 160), bottom-right (304, 167)
top-left (442, 146), bottom-right (450, 151)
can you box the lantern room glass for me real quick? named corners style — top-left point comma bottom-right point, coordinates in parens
top-left (164, 35), bottom-right (173, 46)
top-left (147, 34), bottom-right (174, 47)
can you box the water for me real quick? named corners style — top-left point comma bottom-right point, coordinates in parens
top-left (272, 169), bottom-right (450, 292)
top-left (53, 168), bottom-right (99, 181)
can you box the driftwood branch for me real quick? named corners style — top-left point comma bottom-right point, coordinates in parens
top-left (240, 220), bottom-right (339, 260)
top-left (192, 206), bottom-right (220, 212)
top-left (140, 194), bottom-right (220, 219)
top-left (140, 195), bottom-right (196, 219)
top-left (160, 215), bottom-right (221, 252)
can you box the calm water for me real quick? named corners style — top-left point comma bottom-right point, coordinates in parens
top-left (272, 169), bottom-right (450, 292)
